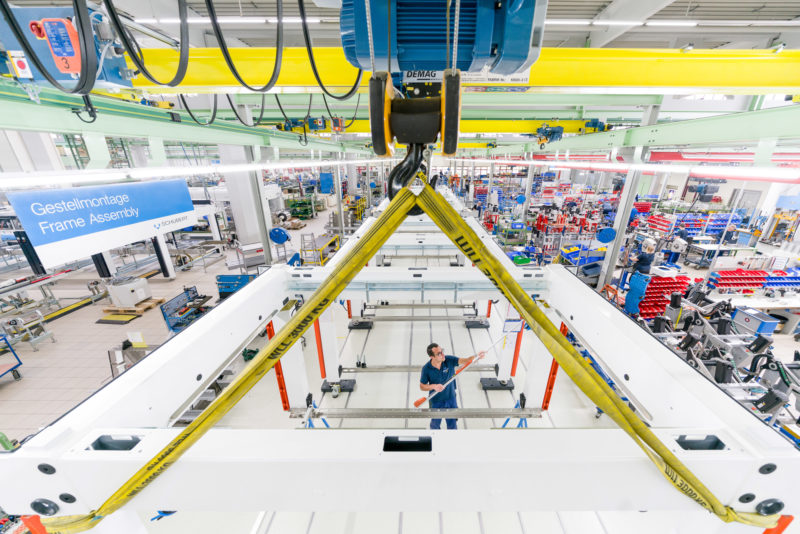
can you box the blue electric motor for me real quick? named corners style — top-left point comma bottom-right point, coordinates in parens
top-left (340, 0), bottom-right (547, 75)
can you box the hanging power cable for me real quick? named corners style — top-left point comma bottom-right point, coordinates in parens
top-left (226, 93), bottom-right (268, 127)
top-left (102, 0), bottom-right (189, 86)
top-left (205, 0), bottom-right (284, 92)
top-left (297, 0), bottom-right (362, 100)
top-left (179, 94), bottom-right (218, 126)
top-left (299, 94), bottom-right (314, 146)
top-left (274, 94), bottom-right (290, 121)
top-left (275, 94), bottom-right (312, 145)
top-left (72, 95), bottom-right (98, 123)
top-left (0, 0), bottom-right (97, 94)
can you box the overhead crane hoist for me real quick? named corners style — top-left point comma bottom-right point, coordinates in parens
top-left (0, 2), bottom-right (791, 533)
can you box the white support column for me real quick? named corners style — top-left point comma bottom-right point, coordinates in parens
top-left (334, 154), bottom-right (346, 235)
top-left (153, 232), bottom-right (176, 279)
top-left (346, 155), bottom-right (358, 195)
top-left (315, 307), bottom-right (341, 384)
top-left (82, 133), bottom-right (111, 169)
top-left (148, 137), bottom-right (167, 166)
top-left (0, 130), bottom-right (63, 172)
top-left (597, 156), bottom-right (644, 290)
top-left (521, 157), bottom-right (535, 227)
top-left (487, 162), bottom-right (495, 206)
top-left (273, 308), bottom-right (311, 410)
top-left (218, 144), bottom-right (272, 264)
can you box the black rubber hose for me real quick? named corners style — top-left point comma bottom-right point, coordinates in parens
top-left (297, 0), bottom-right (362, 100)
top-left (103, 0), bottom-right (188, 86)
top-left (226, 93), bottom-right (268, 127)
top-left (0, 0), bottom-right (97, 94)
top-left (179, 94), bottom-right (218, 126)
top-left (206, 0), bottom-right (283, 92)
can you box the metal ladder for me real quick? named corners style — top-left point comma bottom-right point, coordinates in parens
top-left (300, 233), bottom-right (320, 265)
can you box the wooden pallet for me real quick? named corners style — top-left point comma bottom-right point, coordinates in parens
top-left (103, 297), bottom-right (166, 316)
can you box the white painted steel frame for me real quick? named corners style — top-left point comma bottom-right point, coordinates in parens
top-left (0, 203), bottom-right (797, 528)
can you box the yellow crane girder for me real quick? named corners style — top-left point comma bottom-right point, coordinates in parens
top-left (130, 47), bottom-right (800, 94)
top-left (280, 119), bottom-right (591, 135)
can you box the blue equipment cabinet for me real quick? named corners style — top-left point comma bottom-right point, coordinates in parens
top-left (216, 274), bottom-right (256, 300)
top-left (340, 0), bottom-right (546, 75)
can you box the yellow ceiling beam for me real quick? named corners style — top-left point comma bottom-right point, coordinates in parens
top-left (130, 47), bottom-right (800, 94)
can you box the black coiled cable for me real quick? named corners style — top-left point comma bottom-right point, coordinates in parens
top-left (226, 93), bottom-right (268, 127)
top-left (179, 94), bottom-right (218, 126)
top-left (206, 0), bottom-right (283, 92)
top-left (103, 0), bottom-right (189, 86)
top-left (297, 0), bottom-right (362, 100)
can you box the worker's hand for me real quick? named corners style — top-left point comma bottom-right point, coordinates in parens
top-left (432, 384), bottom-right (445, 393)
top-left (477, 351), bottom-right (486, 360)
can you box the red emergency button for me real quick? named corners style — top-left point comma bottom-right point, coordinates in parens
top-left (29, 20), bottom-right (46, 39)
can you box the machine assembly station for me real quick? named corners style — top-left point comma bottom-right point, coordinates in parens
top-left (0, 0), bottom-right (799, 533)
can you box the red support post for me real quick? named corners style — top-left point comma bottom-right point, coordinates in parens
top-left (763, 516), bottom-right (794, 534)
top-left (265, 322), bottom-right (290, 411)
top-left (541, 322), bottom-right (569, 410)
top-left (486, 300), bottom-right (492, 318)
top-left (510, 322), bottom-right (525, 377)
top-left (313, 319), bottom-right (327, 379)
top-left (346, 300), bottom-right (352, 319)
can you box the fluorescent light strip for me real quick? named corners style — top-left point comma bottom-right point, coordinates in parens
top-left (0, 159), bottom-right (395, 190)
top-left (544, 19), bottom-right (592, 25)
top-left (593, 20), bottom-right (643, 26)
top-left (143, 16), bottom-right (321, 24)
top-left (645, 20), bottom-right (697, 27)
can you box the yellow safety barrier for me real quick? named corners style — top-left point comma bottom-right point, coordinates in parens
top-left (41, 179), bottom-right (778, 532)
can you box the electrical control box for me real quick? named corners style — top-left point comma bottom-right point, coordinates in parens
top-left (0, 5), bottom-right (132, 89)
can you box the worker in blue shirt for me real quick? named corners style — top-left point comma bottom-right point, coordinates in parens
top-left (420, 343), bottom-right (485, 429)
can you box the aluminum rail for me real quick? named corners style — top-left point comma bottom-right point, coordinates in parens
top-left (340, 364), bottom-right (496, 374)
top-left (289, 408), bottom-right (542, 419)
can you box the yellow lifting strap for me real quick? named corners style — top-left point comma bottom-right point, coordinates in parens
top-left (40, 181), bottom-right (778, 533)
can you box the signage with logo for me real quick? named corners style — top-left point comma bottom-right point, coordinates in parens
top-left (7, 179), bottom-right (194, 268)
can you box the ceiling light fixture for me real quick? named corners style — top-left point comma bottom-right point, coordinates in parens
top-left (544, 19), bottom-right (592, 25)
top-left (593, 20), bottom-right (643, 26)
top-left (645, 20), bottom-right (698, 27)
top-left (155, 16), bottom-right (273, 24)
top-left (267, 16), bottom-right (321, 23)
